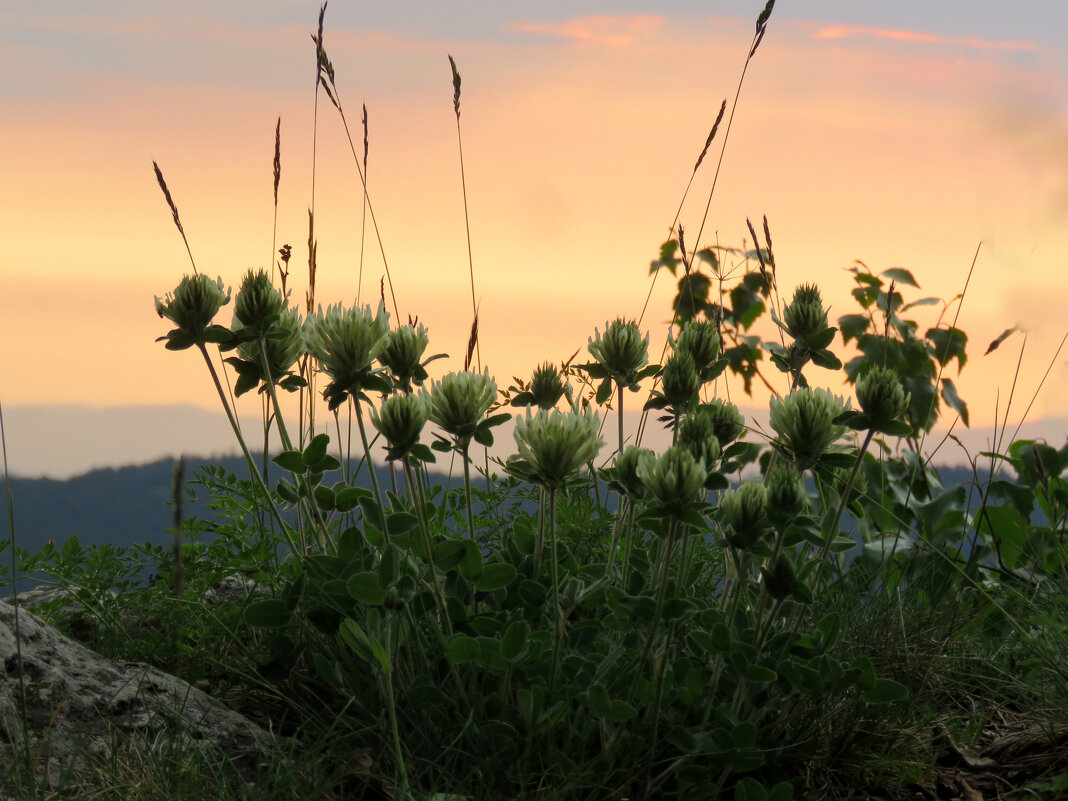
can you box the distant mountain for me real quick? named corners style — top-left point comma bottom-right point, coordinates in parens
top-left (5, 404), bottom-right (1065, 480)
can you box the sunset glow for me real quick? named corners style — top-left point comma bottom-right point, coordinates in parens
top-left (3, 1), bottom-right (1066, 476)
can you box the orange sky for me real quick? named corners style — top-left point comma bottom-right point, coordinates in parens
top-left (3, 5), bottom-right (1067, 472)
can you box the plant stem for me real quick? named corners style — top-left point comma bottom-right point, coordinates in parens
top-left (354, 399), bottom-right (390, 546)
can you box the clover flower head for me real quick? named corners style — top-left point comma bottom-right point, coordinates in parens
top-left (765, 463), bottom-right (807, 524)
top-left (636, 446), bottom-right (707, 513)
top-left (378, 323), bottom-right (431, 389)
top-left (303, 300), bottom-right (390, 384)
top-left (677, 409), bottom-right (722, 468)
top-left (700, 399), bottom-right (747, 447)
top-left (429, 368), bottom-right (497, 441)
top-left (588, 318), bottom-right (649, 385)
top-left (613, 445), bottom-right (655, 499)
top-left (233, 269), bottom-right (286, 335)
top-left (673, 321), bottom-right (721, 370)
top-left (660, 351), bottom-right (700, 409)
top-left (769, 387), bottom-right (848, 470)
top-left (155, 274), bottom-right (230, 340)
top-left (856, 365), bottom-right (909, 431)
top-left (514, 407), bottom-right (603, 489)
top-left (720, 481), bottom-right (769, 548)
top-left (235, 305), bottom-right (303, 386)
top-left (783, 283), bottom-right (828, 342)
top-left (370, 391), bottom-right (431, 457)
top-left (529, 362), bottom-right (568, 409)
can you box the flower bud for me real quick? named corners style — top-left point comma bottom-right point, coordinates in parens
top-left (673, 321), bottom-right (721, 373)
top-left (636, 447), bottom-right (707, 513)
top-left (856, 365), bottom-right (909, 431)
top-left (378, 323), bottom-right (430, 391)
top-left (783, 283), bottom-right (828, 343)
top-left (769, 387), bottom-right (848, 470)
top-left (720, 482), bottom-right (769, 549)
top-left (234, 305), bottom-right (303, 387)
top-left (699, 399), bottom-right (746, 446)
top-left (588, 318), bottom-right (649, 385)
top-left (303, 301), bottom-right (391, 387)
top-left (429, 368), bottom-right (497, 441)
top-left (513, 408), bottom-right (603, 489)
top-left (155, 274), bottom-right (230, 340)
top-left (371, 391), bottom-right (431, 457)
top-left (765, 463), bottom-right (807, 525)
top-left (529, 362), bottom-right (567, 409)
top-left (677, 409), bottom-right (722, 468)
top-left (233, 269), bottom-right (286, 336)
top-left (660, 351), bottom-right (700, 410)
top-left (613, 445), bottom-right (655, 500)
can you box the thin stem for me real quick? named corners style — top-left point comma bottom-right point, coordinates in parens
top-left (354, 400), bottom-right (390, 546)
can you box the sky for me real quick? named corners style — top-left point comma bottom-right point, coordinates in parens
top-left (2, 1), bottom-right (1067, 477)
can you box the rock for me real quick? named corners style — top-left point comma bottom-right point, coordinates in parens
top-left (0, 600), bottom-right (293, 792)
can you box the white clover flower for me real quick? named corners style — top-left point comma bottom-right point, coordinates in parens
top-left (370, 391), bottom-right (431, 457)
top-left (513, 407), bottom-right (603, 489)
top-left (429, 368), bottom-right (497, 441)
top-left (769, 387), bottom-right (848, 470)
top-left (303, 300), bottom-right (390, 383)
top-left (636, 446), bottom-right (707, 513)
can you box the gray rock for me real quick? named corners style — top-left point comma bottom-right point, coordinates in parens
top-left (0, 600), bottom-right (292, 791)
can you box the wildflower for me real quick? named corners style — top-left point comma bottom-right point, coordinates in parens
top-left (765, 463), bottom-right (807, 525)
top-left (233, 269), bottom-right (285, 336)
top-left (371, 392), bottom-right (431, 460)
top-left (677, 409), bottom-right (722, 468)
top-left (769, 387), bottom-right (848, 470)
top-left (855, 365), bottom-right (910, 432)
top-left (529, 362), bottom-right (568, 410)
top-left (762, 554), bottom-right (799, 601)
top-left (513, 408), bottom-right (603, 490)
top-left (659, 351), bottom-right (700, 411)
top-left (720, 482), bottom-right (769, 549)
top-left (588, 318), bottom-right (649, 386)
top-left (155, 274), bottom-right (230, 348)
top-left (378, 323), bottom-right (431, 391)
top-left (611, 445), bottom-right (655, 500)
top-left (637, 447), bottom-right (707, 515)
top-left (783, 283), bottom-right (828, 343)
top-left (429, 368), bottom-right (497, 443)
top-left (231, 305), bottom-right (303, 394)
top-left (699, 399), bottom-right (747, 447)
top-left (302, 301), bottom-right (391, 408)
top-left (673, 321), bottom-right (721, 378)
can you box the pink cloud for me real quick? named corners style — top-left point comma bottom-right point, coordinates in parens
top-left (508, 15), bottom-right (663, 48)
top-left (805, 22), bottom-right (1037, 53)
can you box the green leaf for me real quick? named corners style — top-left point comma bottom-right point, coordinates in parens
top-left (244, 599), bottom-right (291, 628)
top-left (978, 505), bottom-right (1030, 570)
top-left (335, 486), bottom-right (368, 513)
top-left (459, 540), bottom-right (484, 579)
top-left (346, 572), bottom-right (385, 605)
top-left (745, 663), bottom-right (777, 684)
top-left (302, 433), bottom-right (331, 467)
top-left (586, 683), bottom-right (611, 714)
top-left (940, 378), bottom-right (969, 426)
top-left (446, 635), bottom-right (480, 664)
top-left (815, 612), bottom-right (840, 651)
top-left (433, 540), bottom-right (468, 572)
top-left (862, 677), bottom-right (909, 704)
top-left (339, 619), bottom-right (374, 663)
top-left (359, 496), bottom-right (386, 531)
top-left (273, 450), bottom-right (306, 473)
top-left (809, 348), bottom-right (842, 371)
top-left (313, 485), bottom-right (336, 511)
top-left (517, 579), bottom-right (547, 609)
top-left (734, 777), bottom-right (768, 801)
top-left (476, 563), bottom-right (517, 592)
top-left (881, 267), bottom-right (919, 287)
top-left (275, 478), bottom-right (299, 504)
top-left (926, 326), bottom-right (968, 370)
top-left (385, 511), bottom-right (418, 535)
top-left (604, 700), bottom-right (638, 723)
top-left (595, 377), bottom-right (613, 405)
top-left (500, 620), bottom-right (529, 661)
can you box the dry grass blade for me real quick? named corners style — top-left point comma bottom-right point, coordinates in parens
top-left (746, 217), bottom-right (768, 281)
top-left (750, 0), bottom-right (776, 57)
top-left (152, 160), bottom-right (197, 274)
top-left (449, 54), bottom-right (461, 118)
top-left (762, 214), bottom-right (776, 278)
top-left (883, 279), bottom-right (896, 338)
top-left (693, 100), bottom-right (727, 174)
top-left (273, 118), bottom-right (281, 204)
top-left (464, 307), bottom-right (479, 372)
